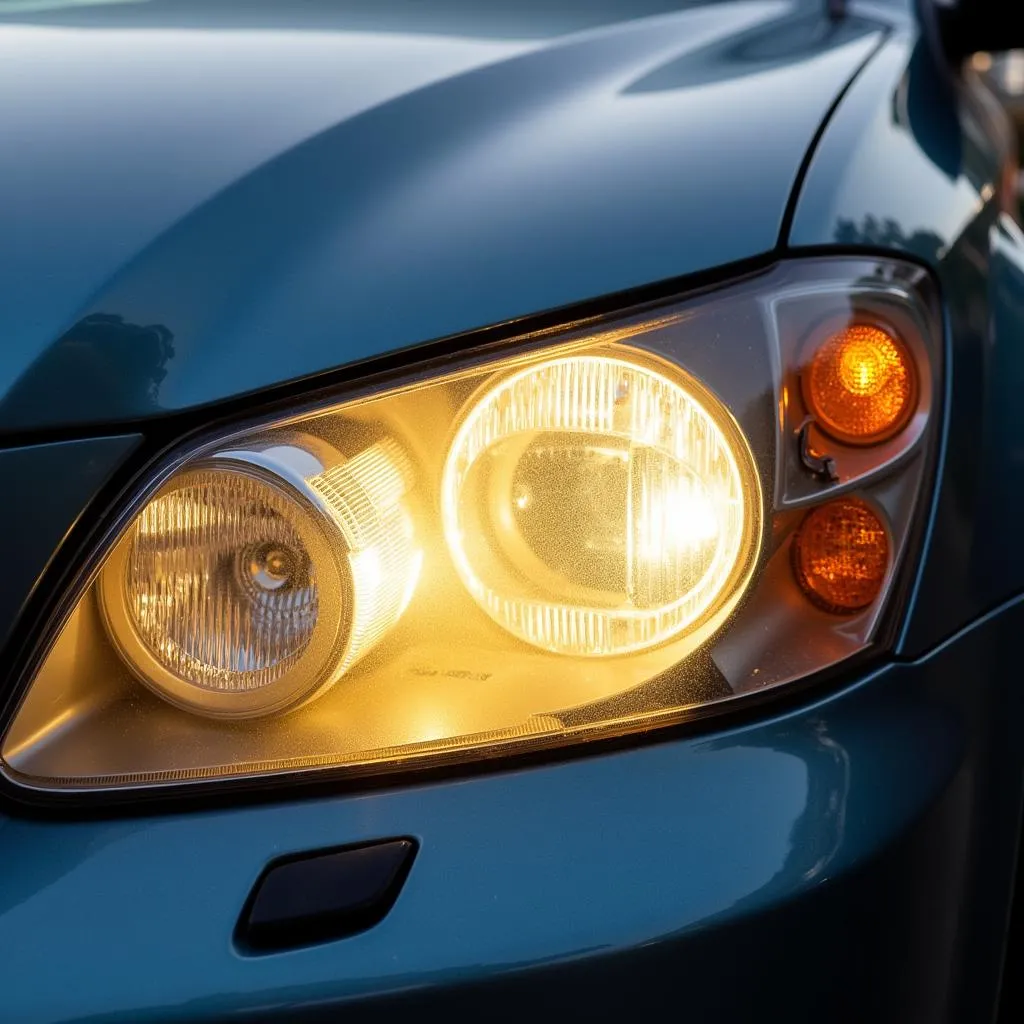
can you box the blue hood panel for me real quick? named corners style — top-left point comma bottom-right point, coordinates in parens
top-left (0, 1), bottom-right (882, 432)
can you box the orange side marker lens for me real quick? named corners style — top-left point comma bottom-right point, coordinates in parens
top-left (792, 498), bottom-right (889, 613)
top-left (804, 324), bottom-right (915, 444)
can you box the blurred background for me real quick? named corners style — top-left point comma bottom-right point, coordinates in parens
top-left (979, 50), bottom-right (1024, 215)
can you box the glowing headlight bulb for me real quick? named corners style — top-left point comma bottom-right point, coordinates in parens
top-left (442, 352), bottom-right (761, 656)
top-left (100, 436), bottom-right (421, 718)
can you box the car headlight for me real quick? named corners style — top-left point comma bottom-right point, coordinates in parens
top-left (97, 437), bottom-right (420, 718)
top-left (0, 257), bottom-right (941, 797)
top-left (441, 354), bottom-right (761, 657)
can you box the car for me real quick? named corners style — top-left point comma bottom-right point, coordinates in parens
top-left (1, 1), bottom-right (1023, 1021)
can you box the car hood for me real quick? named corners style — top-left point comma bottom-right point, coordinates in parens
top-left (0, 0), bottom-right (883, 433)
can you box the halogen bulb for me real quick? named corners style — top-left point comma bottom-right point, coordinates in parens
top-left (245, 544), bottom-right (297, 592)
top-left (100, 437), bottom-right (420, 718)
top-left (442, 352), bottom-right (760, 656)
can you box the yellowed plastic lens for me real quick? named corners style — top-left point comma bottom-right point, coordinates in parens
top-left (804, 324), bottom-right (915, 444)
top-left (442, 353), bottom-right (760, 655)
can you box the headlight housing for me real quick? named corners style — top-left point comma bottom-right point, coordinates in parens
top-left (0, 258), bottom-right (941, 796)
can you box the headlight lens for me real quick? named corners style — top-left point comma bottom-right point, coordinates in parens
top-left (99, 438), bottom-right (420, 718)
top-left (441, 354), bottom-right (760, 656)
top-left (109, 465), bottom-right (326, 712)
top-left (0, 257), bottom-right (942, 796)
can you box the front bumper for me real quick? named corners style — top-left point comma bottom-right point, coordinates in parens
top-left (1, 599), bottom-right (1022, 1024)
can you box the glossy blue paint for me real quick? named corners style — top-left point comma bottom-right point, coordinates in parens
top-left (788, 28), bottom-right (1024, 654)
top-left (0, 0), bottom-right (883, 432)
top-left (0, 598), bottom-right (1021, 1023)
top-left (0, 435), bottom-right (141, 653)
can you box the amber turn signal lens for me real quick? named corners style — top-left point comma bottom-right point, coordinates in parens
top-left (804, 324), bottom-right (915, 444)
top-left (792, 498), bottom-right (889, 613)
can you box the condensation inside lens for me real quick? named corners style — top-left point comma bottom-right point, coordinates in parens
top-left (443, 355), bottom-right (753, 655)
top-left (125, 471), bottom-right (319, 691)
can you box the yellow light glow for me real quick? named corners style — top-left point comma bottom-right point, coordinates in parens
top-left (309, 439), bottom-right (422, 678)
top-left (441, 353), bottom-right (761, 656)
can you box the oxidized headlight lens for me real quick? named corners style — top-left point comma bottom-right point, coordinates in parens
top-left (442, 354), bottom-right (760, 656)
top-left (0, 257), bottom-right (942, 796)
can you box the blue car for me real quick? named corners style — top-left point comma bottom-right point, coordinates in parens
top-left (2, 1), bottom-right (1023, 1021)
